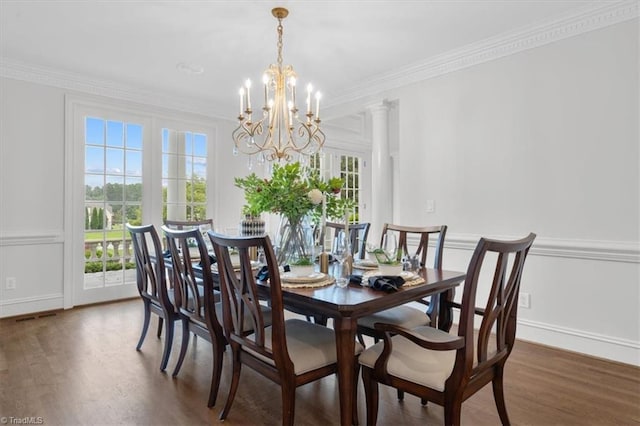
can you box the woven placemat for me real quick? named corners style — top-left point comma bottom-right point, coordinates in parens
top-left (280, 276), bottom-right (336, 289)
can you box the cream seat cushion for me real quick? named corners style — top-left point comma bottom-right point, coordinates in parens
top-left (357, 305), bottom-right (430, 330)
top-left (246, 319), bottom-right (364, 375)
top-left (358, 325), bottom-right (457, 392)
top-left (212, 302), bottom-right (272, 332)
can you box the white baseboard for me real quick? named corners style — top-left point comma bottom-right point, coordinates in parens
top-left (0, 293), bottom-right (64, 318)
top-left (517, 318), bottom-right (640, 366)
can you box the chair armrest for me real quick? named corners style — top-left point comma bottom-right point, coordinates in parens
top-left (374, 322), bottom-right (464, 351)
top-left (372, 322), bottom-right (464, 376)
top-left (448, 301), bottom-right (485, 317)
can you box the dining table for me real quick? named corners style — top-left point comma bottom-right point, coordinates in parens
top-left (265, 267), bottom-right (466, 426)
top-left (165, 250), bottom-right (465, 425)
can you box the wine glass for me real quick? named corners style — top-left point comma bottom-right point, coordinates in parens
top-left (333, 233), bottom-right (349, 287)
top-left (381, 232), bottom-right (398, 263)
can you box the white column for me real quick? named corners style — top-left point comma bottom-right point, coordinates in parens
top-left (368, 101), bottom-right (392, 245)
top-left (166, 130), bottom-right (187, 220)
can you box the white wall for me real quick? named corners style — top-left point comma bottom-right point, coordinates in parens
top-left (383, 20), bottom-right (639, 364)
top-left (0, 18), bottom-right (637, 365)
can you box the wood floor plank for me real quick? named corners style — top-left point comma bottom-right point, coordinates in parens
top-left (1, 299), bottom-right (638, 425)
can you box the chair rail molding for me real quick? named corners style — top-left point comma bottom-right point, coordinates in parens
top-left (0, 231), bottom-right (64, 247)
top-left (441, 233), bottom-right (640, 264)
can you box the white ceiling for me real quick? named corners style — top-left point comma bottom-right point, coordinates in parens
top-left (0, 1), bottom-right (614, 117)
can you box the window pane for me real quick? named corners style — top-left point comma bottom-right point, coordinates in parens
top-left (86, 117), bottom-right (104, 145)
top-left (162, 128), bottom-right (170, 152)
top-left (125, 178), bottom-right (142, 202)
top-left (85, 146), bottom-right (104, 173)
top-left (126, 151), bottom-right (142, 176)
top-left (106, 121), bottom-right (124, 147)
top-left (123, 204), bottom-right (142, 226)
top-left (85, 179), bottom-right (104, 201)
top-left (193, 158), bottom-right (206, 179)
top-left (193, 134), bottom-right (207, 156)
top-left (185, 132), bottom-right (193, 155)
top-left (105, 176), bottom-right (124, 201)
top-left (106, 148), bottom-right (124, 174)
top-left (126, 124), bottom-right (143, 149)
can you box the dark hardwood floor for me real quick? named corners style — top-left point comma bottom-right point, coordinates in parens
top-left (1, 299), bottom-right (638, 425)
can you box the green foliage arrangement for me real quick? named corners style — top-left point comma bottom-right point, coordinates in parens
top-left (234, 162), bottom-right (354, 224)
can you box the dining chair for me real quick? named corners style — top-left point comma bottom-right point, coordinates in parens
top-left (126, 223), bottom-right (178, 372)
top-left (325, 221), bottom-right (371, 260)
top-left (359, 233), bottom-right (536, 426)
top-left (357, 224), bottom-right (447, 343)
top-left (208, 232), bottom-right (364, 426)
top-left (162, 226), bottom-right (225, 407)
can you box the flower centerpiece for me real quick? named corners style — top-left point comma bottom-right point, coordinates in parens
top-left (235, 162), bottom-right (352, 265)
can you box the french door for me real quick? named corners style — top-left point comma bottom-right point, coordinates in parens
top-left (67, 101), bottom-right (152, 305)
top-left (65, 97), bottom-right (214, 307)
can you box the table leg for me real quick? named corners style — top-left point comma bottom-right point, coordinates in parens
top-left (438, 287), bottom-right (456, 332)
top-left (334, 316), bottom-right (357, 426)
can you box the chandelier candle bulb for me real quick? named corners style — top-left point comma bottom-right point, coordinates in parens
top-left (290, 76), bottom-right (296, 106)
top-left (245, 79), bottom-right (252, 110)
top-left (306, 84), bottom-right (312, 114)
top-left (262, 74), bottom-right (269, 106)
top-left (239, 88), bottom-right (244, 115)
top-left (315, 92), bottom-right (321, 120)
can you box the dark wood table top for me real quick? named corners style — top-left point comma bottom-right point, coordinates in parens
top-left (269, 268), bottom-right (465, 319)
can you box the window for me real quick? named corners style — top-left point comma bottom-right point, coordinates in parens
top-left (162, 129), bottom-right (208, 221)
top-left (84, 117), bottom-right (142, 289)
top-left (310, 151), bottom-right (363, 222)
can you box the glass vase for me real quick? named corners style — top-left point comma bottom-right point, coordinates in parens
top-left (274, 215), bottom-right (315, 266)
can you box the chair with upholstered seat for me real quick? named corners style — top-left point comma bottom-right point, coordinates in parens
top-left (126, 223), bottom-right (178, 372)
top-left (162, 226), bottom-right (225, 407)
top-left (325, 221), bottom-right (371, 260)
top-left (359, 233), bottom-right (536, 426)
top-left (208, 232), bottom-right (364, 426)
top-left (357, 224), bottom-right (447, 343)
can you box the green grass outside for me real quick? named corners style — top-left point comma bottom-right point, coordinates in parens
top-left (85, 229), bottom-right (128, 241)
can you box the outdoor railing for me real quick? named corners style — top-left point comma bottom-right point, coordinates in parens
top-left (85, 239), bottom-right (134, 264)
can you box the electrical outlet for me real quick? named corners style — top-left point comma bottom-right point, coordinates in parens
top-left (5, 277), bottom-right (16, 290)
top-left (518, 292), bottom-right (531, 309)
top-left (426, 200), bottom-right (435, 213)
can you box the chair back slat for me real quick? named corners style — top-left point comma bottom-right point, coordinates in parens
top-left (454, 233), bottom-right (536, 381)
top-left (209, 232), bottom-right (292, 369)
top-left (380, 223), bottom-right (447, 267)
top-left (127, 223), bottom-right (170, 307)
top-left (325, 222), bottom-right (371, 260)
top-left (163, 227), bottom-right (219, 331)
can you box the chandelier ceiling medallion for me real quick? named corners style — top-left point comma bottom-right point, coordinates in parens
top-left (232, 7), bottom-right (325, 164)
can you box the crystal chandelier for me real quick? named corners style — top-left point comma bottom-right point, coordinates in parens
top-left (232, 7), bottom-right (325, 164)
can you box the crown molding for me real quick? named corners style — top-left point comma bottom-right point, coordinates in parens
top-left (0, 58), bottom-right (233, 120)
top-left (1, 2), bottom-right (636, 115)
top-left (326, 0), bottom-right (639, 108)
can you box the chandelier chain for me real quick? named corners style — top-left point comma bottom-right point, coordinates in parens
top-left (277, 21), bottom-right (283, 68)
